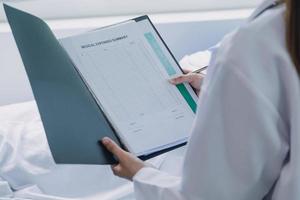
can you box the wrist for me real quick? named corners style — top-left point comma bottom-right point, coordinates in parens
top-left (131, 162), bottom-right (155, 180)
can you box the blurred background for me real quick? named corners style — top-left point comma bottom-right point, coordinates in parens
top-left (0, 0), bottom-right (262, 106)
top-left (0, 0), bottom-right (261, 20)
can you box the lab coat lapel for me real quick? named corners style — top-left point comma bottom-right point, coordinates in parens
top-left (248, 0), bottom-right (277, 21)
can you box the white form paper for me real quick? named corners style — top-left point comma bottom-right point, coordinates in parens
top-left (59, 19), bottom-right (198, 155)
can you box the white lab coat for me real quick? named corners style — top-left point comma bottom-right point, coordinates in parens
top-left (133, 1), bottom-right (300, 200)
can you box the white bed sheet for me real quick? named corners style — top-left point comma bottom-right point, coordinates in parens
top-left (0, 101), bottom-right (185, 200)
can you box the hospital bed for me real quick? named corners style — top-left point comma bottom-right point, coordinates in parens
top-left (0, 12), bottom-right (246, 199)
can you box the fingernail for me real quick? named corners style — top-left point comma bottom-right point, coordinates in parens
top-left (101, 137), bottom-right (109, 145)
top-left (168, 79), bottom-right (175, 84)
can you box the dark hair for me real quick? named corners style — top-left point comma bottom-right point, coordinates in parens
top-left (285, 0), bottom-right (300, 75)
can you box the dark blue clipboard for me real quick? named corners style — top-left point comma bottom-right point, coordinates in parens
top-left (4, 4), bottom-right (189, 165)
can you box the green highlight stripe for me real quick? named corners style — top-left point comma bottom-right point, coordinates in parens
top-left (144, 32), bottom-right (197, 113)
top-left (144, 32), bottom-right (176, 75)
top-left (176, 84), bottom-right (197, 113)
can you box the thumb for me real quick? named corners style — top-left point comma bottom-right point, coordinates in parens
top-left (111, 164), bottom-right (122, 176)
top-left (101, 137), bottom-right (125, 160)
top-left (169, 74), bottom-right (194, 85)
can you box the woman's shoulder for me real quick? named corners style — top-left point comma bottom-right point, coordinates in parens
top-left (205, 5), bottom-right (294, 111)
top-left (213, 5), bottom-right (290, 75)
top-left (240, 4), bottom-right (286, 49)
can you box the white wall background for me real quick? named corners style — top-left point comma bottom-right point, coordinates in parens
top-left (0, 0), bottom-right (262, 21)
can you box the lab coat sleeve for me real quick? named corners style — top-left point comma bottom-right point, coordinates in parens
top-left (180, 29), bottom-right (290, 199)
top-left (133, 167), bottom-right (185, 200)
top-left (133, 27), bottom-right (289, 200)
top-left (179, 50), bottom-right (212, 72)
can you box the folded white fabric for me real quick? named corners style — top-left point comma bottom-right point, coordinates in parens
top-left (0, 101), bottom-right (55, 189)
top-left (0, 101), bottom-right (179, 200)
top-left (0, 177), bottom-right (13, 198)
top-left (0, 101), bottom-right (133, 200)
